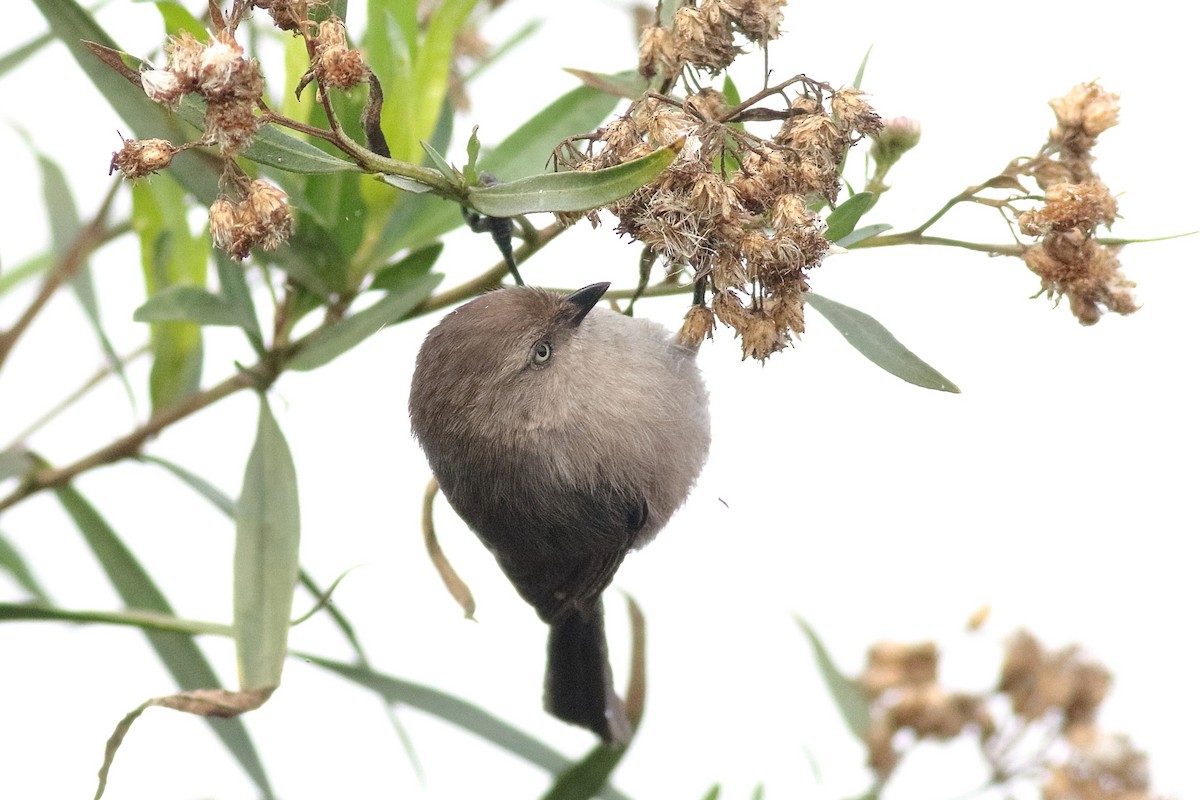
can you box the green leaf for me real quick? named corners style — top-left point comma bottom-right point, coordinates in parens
top-left (0, 15), bottom-right (67, 78)
top-left (0, 251), bottom-right (53, 297)
top-left (215, 254), bottom-right (265, 354)
top-left (825, 192), bottom-right (875, 243)
top-left (465, 142), bottom-right (681, 217)
top-left (483, 84), bottom-right (623, 182)
top-left (302, 655), bottom-right (633, 800)
top-left (541, 746), bottom-right (628, 800)
top-left (563, 68), bottom-right (649, 101)
top-left (805, 293), bottom-right (960, 393)
top-left (369, 242), bottom-right (443, 293)
top-left (0, 602), bottom-right (230, 636)
top-left (53, 484), bottom-right (273, 796)
top-left (386, 82), bottom-right (622, 253)
top-left (0, 448), bottom-right (33, 482)
top-left (853, 46), bottom-right (873, 90)
top-left (463, 126), bottom-right (481, 185)
top-left (403, 0), bottom-right (478, 164)
top-left (131, 177), bottom-right (207, 411)
top-left (795, 616), bottom-right (870, 741)
top-left (140, 455), bottom-right (236, 518)
top-left (420, 140), bottom-right (460, 183)
top-left (234, 396), bottom-right (302, 690)
top-left (27, 144), bottom-right (136, 410)
top-left (838, 223), bottom-right (891, 248)
top-left (134, 286), bottom-right (244, 327)
top-left (153, 1), bottom-right (206, 38)
top-left (0, 533), bottom-right (51, 602)
top-left (286, 273), bottom-right (443, 371)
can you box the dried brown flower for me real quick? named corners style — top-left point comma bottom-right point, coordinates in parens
top-left (638, 24), bottom-right (681, 80)
top-left (678, 303), bottom-right (717, 348)
top-left (1018, 182), bottom-right (1118, 236)
top-left (312, 19), bottom-right (370, 90)
top-left (109, 137), bottom-right (177, 180)
top-left (209, 180), bottom-right (293, 260)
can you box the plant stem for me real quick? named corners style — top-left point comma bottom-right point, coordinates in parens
top-left (0, 366), bottom-right (263, 515)
top-left (6, 344), bottom-right (151, 450)
top-left (0, 182), bottom-right (120, 376)
top-left (851, 231), bottom-right (1023, 257)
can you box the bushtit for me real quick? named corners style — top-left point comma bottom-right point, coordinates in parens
top-left (409, 282), bottom-right (710, 743)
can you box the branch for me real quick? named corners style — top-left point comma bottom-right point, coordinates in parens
top-left (0, 366), bottom-right (264, 514)
top-left (0, 181), bottom-right (120, 375)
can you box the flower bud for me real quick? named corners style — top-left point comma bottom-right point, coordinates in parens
top-left (870, 116), bottom-right (922, 168)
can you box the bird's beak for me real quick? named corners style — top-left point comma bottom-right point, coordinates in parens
top-left (564, 282), bottom-right (610, 327)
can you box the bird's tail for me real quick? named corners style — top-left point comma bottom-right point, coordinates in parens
top-left (544, 601), bottom-right (632, 745)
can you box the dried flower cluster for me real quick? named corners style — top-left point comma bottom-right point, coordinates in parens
top-left (1009, 83), bottom-right (1136, 325)
top-left (858, 629), bottom-right (1157, 800)
top-left (117, 3), bottom-right (378, 260)
top-left (861, 640), bottom-right (994, 776)
top-left (310, 18), bottom-right (370, 90)
top-left (142, 29), bottom-right (265, 155)
top-left (559, 1), bottom-right (881, 361)
top-left (638, 0), bottom-right (786, 81)
top-left (209, 178), bottom-right (294, 261)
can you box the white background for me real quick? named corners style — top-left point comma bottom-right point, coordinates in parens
top-left (1, 1), bottom-right (1197, 799)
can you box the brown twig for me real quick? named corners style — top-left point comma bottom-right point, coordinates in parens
top-left (0, 367), bottom-right (264, 515)
top-left (0, 181), bottom-right (120, 375)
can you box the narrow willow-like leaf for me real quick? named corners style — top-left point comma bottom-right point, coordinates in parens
top-left (286, 273), bottom-right (442, 371)
top-left (403, 0), bottom-right (477, 165)
top-left (483, 85), bottom-right (622, 181)
top-left (132, 178), bottom-right (207, 411)
top-left (463, 126), bottom-right (481, 185)
top-left (0, 22), bottom-right (58, 78)
top-left (140, 450), bottom-right (423, 775)
top-left (0, 448), bottom-right (33, 482)
top-left (215, 254), bottom-right (265, 354)
top-left (562, 68), bottom-right (649, 100)
top-left (96, 687), bottom-right (274, 800)
top-left (234, 396), bottom-right (301, 690)
top-left (420, 140), bottom-right (460, 183)
top-left (134, 286), bottom-right (244, 327)
top-left (0, 251), bottom-right (52, 297)
top-left (853, 46), bottom-right (873, 90)
top-left (838, 223), bottom-right (891, 248)
top-left (31, 148), bottom-right (133, 407)
top-left (806, 293), bottom-right (961, 393)
top-left (152, 0), bottom-right (207, 39)
top-left (301, 655), bottom-right (632, 800)
top-left (140, 455), bottom-right (237, 518)
top-left (825, 192), bottom-right (875, 243)
top-left (389, 82), bottom-right (621, 252)
top-left (0, 533), bottom-right (50, 602)
top-left (0, 602), bottom-right (230, 636)
top-left (465, 142), bottom-right (681, 217)
top-left (53, 485), bottom-right (273, 796)
top-left (370, 242), bottom-right (443, 293)
top-left (795, 616), bottom-right (871, 740)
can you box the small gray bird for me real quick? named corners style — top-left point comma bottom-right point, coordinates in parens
top-left (409, 282), bottom-right (710, 743)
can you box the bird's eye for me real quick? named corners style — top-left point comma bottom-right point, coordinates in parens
top-left (532, 341), bottom-right (553, 365)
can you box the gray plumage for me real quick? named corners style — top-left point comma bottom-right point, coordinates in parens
top-left (408, 282), bottom-right (710, 742)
